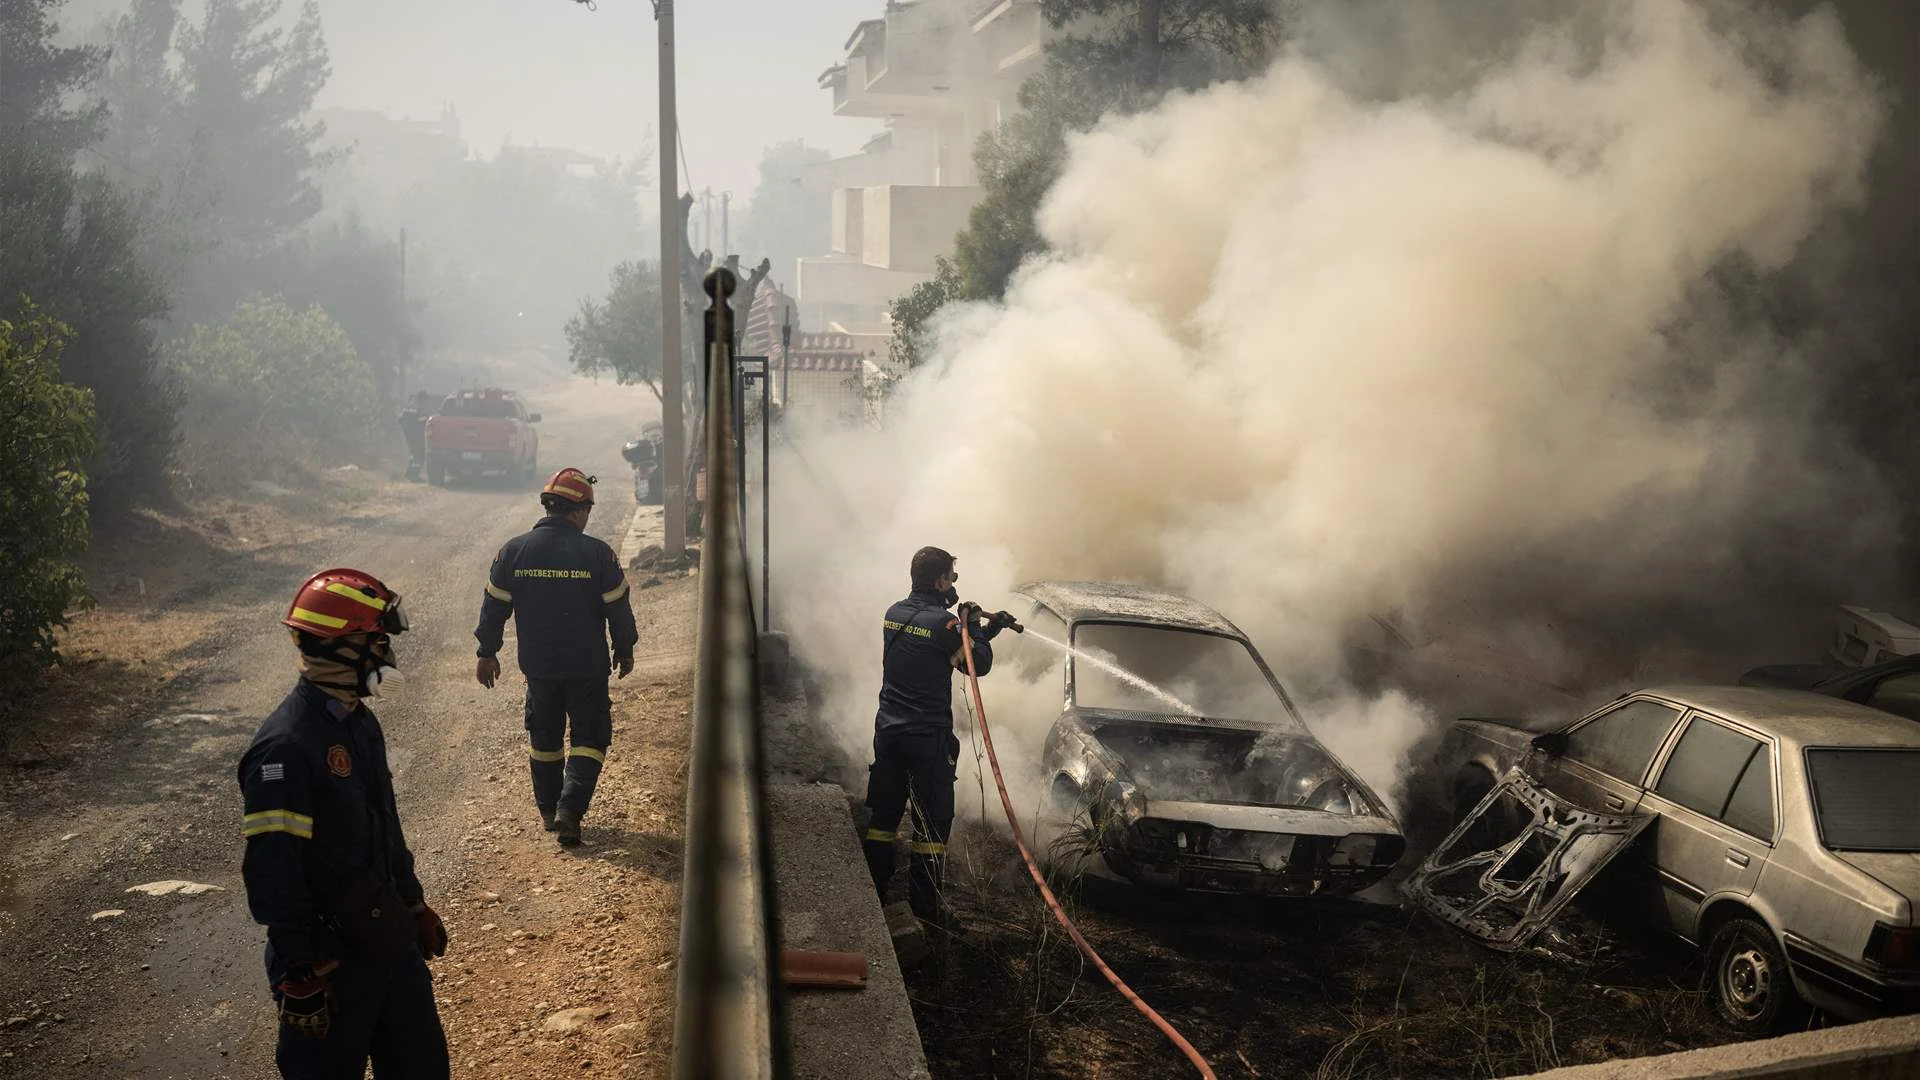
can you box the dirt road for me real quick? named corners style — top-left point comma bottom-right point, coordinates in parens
top-left (0, 371), bottom-right (690, 1079)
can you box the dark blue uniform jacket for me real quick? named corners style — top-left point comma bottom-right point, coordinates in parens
top-left (876, 588), bottom-right (994, 735)
top-left (474, 516), bottom-right (639, 680)
top-left (238, 682), bottom-right (423, 979)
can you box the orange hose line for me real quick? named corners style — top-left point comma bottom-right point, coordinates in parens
top-left (957, 623), bottom-right (1217, 1080)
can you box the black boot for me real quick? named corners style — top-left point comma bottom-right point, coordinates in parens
top-left (553, 806), bottom-right (582, 847)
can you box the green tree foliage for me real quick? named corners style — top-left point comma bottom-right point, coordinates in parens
top-left (958, 1), bottom-right (1280, 300)
top-left (0, 0), bottom-right (107, 154)
top-left (887, 256), bottom-right (962, 372)
top-left (261, 216), bottom-right (413, 400)
top-left (388, 149), bottom-right (651, 350)
top-left (0, 145), bottom-right (176, 507)
top-left (737, 140), bottom-right (830, 285)
top-left (169, 296), bottom-right (380, 487)
top-left (175, 0), bottom-right (333, 257)
top-left (890, 2), bottom-right (1280, 370)
top-left (0, 307), bottom-right (98, 668)
top-left (564, 260), bottom-right (667, 403)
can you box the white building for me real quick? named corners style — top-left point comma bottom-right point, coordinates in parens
top-left (797, 0), bottom-right (1051, 364)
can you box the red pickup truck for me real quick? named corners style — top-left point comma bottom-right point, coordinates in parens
top-left (424, 388), bottom-right (540, 486)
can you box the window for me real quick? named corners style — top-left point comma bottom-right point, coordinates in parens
top-left (1655, 716), bottom-right (1764, 822)
top-left (1564, 700), bottom-right (1682, 784)
top-left (1807, 748), bottom-right (1920, 852)
top-left (1722, 744), bottom-right (1775, 840)
top-left (1071, 623), bottom-right (1294, 728)
top-left (1866, 673), bottom-right (1920, 724)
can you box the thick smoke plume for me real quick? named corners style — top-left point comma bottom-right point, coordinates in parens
top-left (771, 0), bottom-right (1891, 810)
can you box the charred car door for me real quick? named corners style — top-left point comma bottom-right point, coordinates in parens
top-left (1637, 712), bottom-right (1776, 940)
top-left (1539, 698), bottom-right (1685, 815)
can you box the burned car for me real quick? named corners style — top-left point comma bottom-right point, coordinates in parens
top-left (1007, 581), bottom-right (1405, 898)
top-left (1741, 653), bottom-right (1920, 724)
top-left (1414, 687), bottom-right (1920, 1033)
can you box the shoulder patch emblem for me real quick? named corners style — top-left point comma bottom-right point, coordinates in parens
top-left (326, 745), bottom-right (352, 778)
top-left (260, 762), bottom-right (285, 783)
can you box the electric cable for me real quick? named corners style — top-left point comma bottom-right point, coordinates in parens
top-left (956, 619), bottom-right (1216, 1080)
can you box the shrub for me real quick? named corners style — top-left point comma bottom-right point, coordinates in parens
top-left (169, 295), bottom-right (381, 489)
top-left (0, 307), bottom-right (98, 667)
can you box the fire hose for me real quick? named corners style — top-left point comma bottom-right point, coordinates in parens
top-left (956, 611), bottom-right (1217, 1080)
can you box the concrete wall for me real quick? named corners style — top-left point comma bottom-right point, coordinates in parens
top-left (860, 185), bottom-right (983, 272)
top-left (796, 253), bottom-right (931, 311)
top-left (1514, 1014), bottom-right (1920, 1080)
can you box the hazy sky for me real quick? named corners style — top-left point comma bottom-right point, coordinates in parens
top-left (197, 0), bottom-right (882, 199)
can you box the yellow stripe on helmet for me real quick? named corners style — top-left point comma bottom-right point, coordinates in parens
top-left (323, 582), bottom-right (387, 610)
top-left (290, 606), bottom-right (350, 630)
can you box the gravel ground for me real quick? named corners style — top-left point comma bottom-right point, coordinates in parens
top-left (0, 371), bottom-right (691, 1079)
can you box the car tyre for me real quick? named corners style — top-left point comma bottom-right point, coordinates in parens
top-left (1707, 917), bottom-right (1806, 1035)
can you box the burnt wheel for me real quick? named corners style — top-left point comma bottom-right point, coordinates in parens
top-left (1707, 917), bottom-right (1806, 1035)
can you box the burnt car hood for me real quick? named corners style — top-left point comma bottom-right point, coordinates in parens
top-left (1143, 799), bottom-right (1398, 837)
top-left (1405, 769), bottom-right (1653, 949)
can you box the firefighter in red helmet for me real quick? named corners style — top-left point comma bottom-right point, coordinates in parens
top-left (237, 569), bottom-right (450, 1078)
top-left (474, 468), bottom-right (639, 846)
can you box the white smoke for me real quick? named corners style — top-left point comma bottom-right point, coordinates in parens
top-left (771, 0), bottom-right (1888, 815)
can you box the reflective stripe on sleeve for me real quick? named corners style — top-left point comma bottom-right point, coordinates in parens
top-left (484, 582), bottom-right (512, 603)
top-left (244, 809), bottom-right (315, 839)
top-left (528, 748), bottom-right (565, 763)
top-left (568, 747), bottom-right (606, 764)
top-left (601, 581), bottom-right (629, 604)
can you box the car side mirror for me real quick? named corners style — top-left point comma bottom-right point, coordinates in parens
top-left (528, 412), bottom-right (542, 423)
top-left (1531, 731), bottom-right (1569, 758)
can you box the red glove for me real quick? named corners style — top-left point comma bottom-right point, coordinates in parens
top-left (275, 963), bottom-right (335, 1039)
top-left (409, 899), bottom-right (448, 958)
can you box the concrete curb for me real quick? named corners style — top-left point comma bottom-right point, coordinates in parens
top-left (769, 782), bottom-right (932, 1080)
top-left (619, 504), bottom-right (666, 568)
top-left (1512, 1014), bottom-right (1920, 1079)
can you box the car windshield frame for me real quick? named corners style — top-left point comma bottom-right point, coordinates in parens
top-left (1803, 745), bottom-right (1920, 853)
top-left (1065, 619), bottom-right (1307, 735)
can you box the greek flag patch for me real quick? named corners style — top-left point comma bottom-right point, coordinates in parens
top-left (260, 763), bottom-right (285, 783)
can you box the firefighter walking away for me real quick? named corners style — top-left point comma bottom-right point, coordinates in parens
top-left (238, 569), bottom-right (451, 1079)
top-left (863, 546), bottom-right (1018, 935)
top-left (474, 467), bottom-right (639, 846)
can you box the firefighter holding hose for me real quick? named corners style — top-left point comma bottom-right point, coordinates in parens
top-left (474, 467), bottom-right (638, 847)
top-left (862, 546), bottom-right (1018, 933)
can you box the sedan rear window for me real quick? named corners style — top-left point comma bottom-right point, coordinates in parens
top-left (1806, 748), bottom-right (1920, 852)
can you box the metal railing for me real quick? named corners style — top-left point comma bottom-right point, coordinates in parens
top-left (670, 269), bottom-right (789, 1078)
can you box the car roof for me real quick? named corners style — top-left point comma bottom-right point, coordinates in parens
top-left (1013, 581), bottom-right (1244, 638)
top-left (1636, 685), bottom-right (1920, 749)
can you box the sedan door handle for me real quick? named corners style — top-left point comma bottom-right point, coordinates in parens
top-left (1726, 849), bottom-right (1751, 868)
top-left (1602, 794), bottom-right (1626, 811)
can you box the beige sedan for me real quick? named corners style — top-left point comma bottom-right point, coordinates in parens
top-left (1429, 686), bottom-right (1920, 1033)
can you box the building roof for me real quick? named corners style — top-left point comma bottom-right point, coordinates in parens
top-left (1015, 581), bottom-right (1244, 638)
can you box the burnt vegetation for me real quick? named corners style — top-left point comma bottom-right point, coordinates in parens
top-left (909, 823), bottom-right (1731, 1079)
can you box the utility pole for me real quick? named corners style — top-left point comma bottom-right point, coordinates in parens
top-left (721, 191), bottom-right (730, 256)
top-left (398, 227), bottom-right (409, 399)
top-left (657, 0), bottom-right (686, 559)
